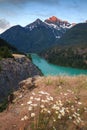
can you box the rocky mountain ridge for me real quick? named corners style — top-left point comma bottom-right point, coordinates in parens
top-left (45, 16), bottom-right (73, 29)
top-left (0, 16), bottom-right (72, 53)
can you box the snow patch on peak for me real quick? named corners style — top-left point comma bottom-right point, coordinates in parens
top-left (56, 36), bottom-right (61, 39)
top-left (44, 22), bottom-right (61, 30)
top-left (45, 16), bottom-right (73, 29)
top-left (25, 19), bottom-right (43, 31)
top-left (25, 24), bottom-right (37, 31)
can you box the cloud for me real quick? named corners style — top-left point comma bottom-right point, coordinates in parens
top-left (0, 19), bottom-right (10, 33)
top-left (0, 19), bottom-right (10, 29)
top-left (0, 0), bottom-right (59, 5)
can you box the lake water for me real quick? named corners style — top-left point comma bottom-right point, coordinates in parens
top-left (31, 54), bottom-right (87, 76)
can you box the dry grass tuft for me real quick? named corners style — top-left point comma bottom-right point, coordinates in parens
top-left (0, 75), bottom-right (87, 130)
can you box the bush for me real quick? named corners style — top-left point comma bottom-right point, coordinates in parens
top-left (27, 54), bottom-right (32, 61)
top-left (0, 46), bottom-right (13, 58)
top-left (0, 99), bottom-right (8, 112)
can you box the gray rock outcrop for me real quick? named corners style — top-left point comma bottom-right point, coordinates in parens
top-left (0, 56), bottom-right (42, 102)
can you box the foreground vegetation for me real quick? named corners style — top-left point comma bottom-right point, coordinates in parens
top-left (0, 99), bottom-right (8, 112)
top-left (0, 46), bottom-right (13, 59)
top-left (0, 38), bottom-right (17, 59)
top-left (0, 46), bottom-right (13, 72)
top-left (22, 90), bottom-right (86, 130)
top-left (0, 76), bottom-right (87, 130)
top-left (17, 76), bottom-right (87, 130)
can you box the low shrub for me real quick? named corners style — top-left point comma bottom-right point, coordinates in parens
top-left (0, 46), bottom-right (13, 58)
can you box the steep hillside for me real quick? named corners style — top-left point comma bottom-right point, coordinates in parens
top-left (0, 55), bottom-right (42, 103)
top-left (0, 38), bottom-right (17, 59)
top-left (0, 38), bottom-right (16, 51)
top-left (41, 23), bottom-right (87, 69)
top-left (0, 17), bottom-right (71, 53)
top-left (0, 76), bottom-right (87, 130)
top-left (55, 23), bottom-right (87, 46)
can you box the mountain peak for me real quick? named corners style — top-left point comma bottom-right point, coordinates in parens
top-left (45, 16), bottom-right (63, 23)
top-left (45, 16), bottom-right (72, 29)
top-left (35, 18), bottom-right (43, 24)
top-left (25, 18), bottom-right (43, 29)
top-left (49, 16), bottom-right (58, 22)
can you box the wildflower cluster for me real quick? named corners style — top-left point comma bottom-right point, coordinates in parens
top-left (21, 91), bottom-right (85, 130)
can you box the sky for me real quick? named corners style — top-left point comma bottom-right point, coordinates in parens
top-left (0, 0), bottom-right (87, 33)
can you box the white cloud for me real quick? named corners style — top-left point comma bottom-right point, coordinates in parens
top-left (0, 19), bottom-right (10, 34)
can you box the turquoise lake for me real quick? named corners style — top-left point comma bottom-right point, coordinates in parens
top-left (31, 54), bottom-right (87, 76)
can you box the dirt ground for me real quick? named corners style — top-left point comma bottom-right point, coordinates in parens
top-left (0, 76), bottom-right (87, 130)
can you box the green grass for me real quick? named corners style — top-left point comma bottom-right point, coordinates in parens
top-left (0, 99), bottom-right (8, 112)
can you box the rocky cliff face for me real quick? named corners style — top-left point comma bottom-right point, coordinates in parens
top-left (0, 56), bottom-right (42, 102)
